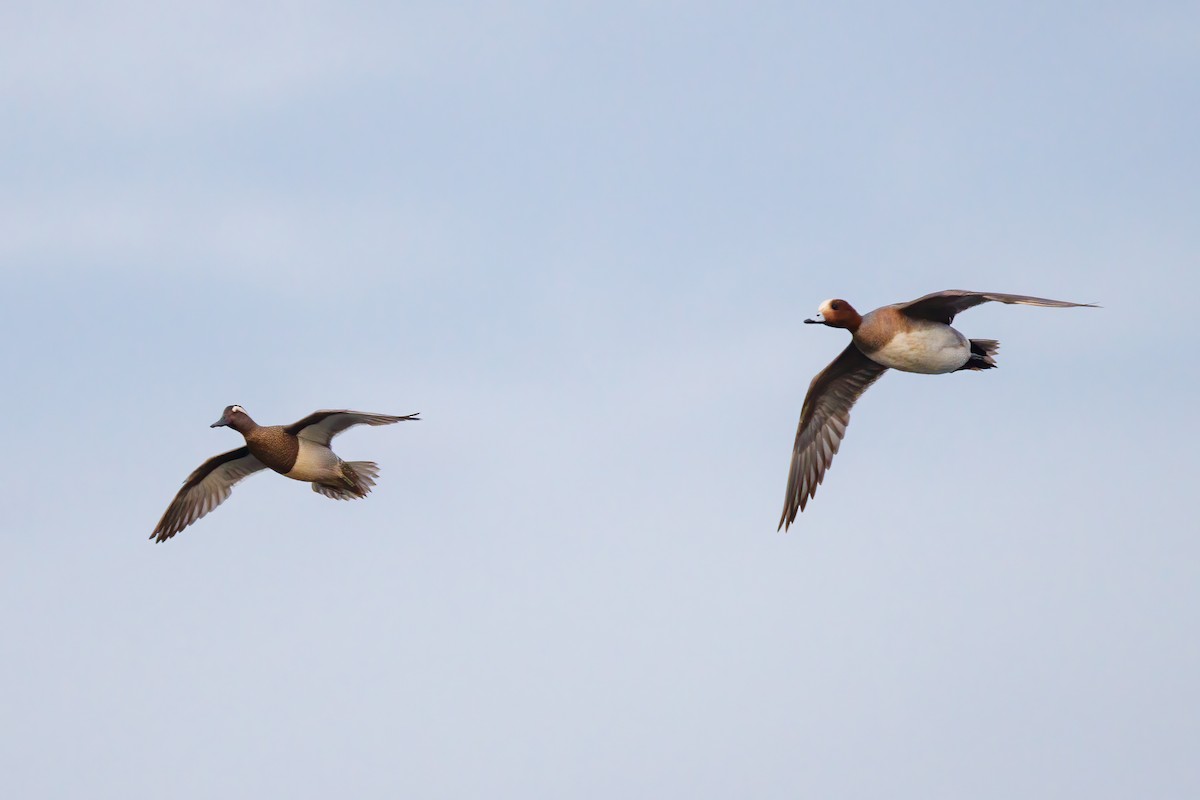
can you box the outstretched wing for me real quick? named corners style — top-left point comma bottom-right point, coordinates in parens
top-left (152, 447), bottom-right (266, 542)
top-left (779, 344), bottom-right (889, 531)
top-left (284, 410), bottom-right (420, 447)
top-left (898, 290), bottom-right (1097, 325)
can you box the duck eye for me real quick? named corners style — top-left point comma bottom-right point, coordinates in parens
top-left (831, 302), bottom-right (841, 311)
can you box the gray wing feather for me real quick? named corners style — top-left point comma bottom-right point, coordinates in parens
top-left (779, 345), bottom-right (889, 530)
top-left (152, 448), bottom-right (266, 542)
top-left (899, 290), bottom-right (1097, 324)
top-left (285, 410), bottom-right (420, 446)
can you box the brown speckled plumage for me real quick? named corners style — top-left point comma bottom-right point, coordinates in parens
top-left (244, 426), bottom-right (301, 474)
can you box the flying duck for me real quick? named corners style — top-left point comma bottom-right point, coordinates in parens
top-left (779, 290), bottom-right (1096, 530)
top-left (152, 406), bottom-right (419, 542)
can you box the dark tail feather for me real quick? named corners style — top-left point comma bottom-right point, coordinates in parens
top-left (957, 339), bottom-right (1000, 371)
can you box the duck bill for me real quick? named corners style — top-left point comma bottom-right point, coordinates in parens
top-left (804, 315), bottom-right (825, 325)
top-left (210, 416), bottom-right (229, 428)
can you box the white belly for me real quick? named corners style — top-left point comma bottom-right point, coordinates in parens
top-left (285, 439), bottom-right (342, 482)
top-left (869, 325), bottom-right (970, 374)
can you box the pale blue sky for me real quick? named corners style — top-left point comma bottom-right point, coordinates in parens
top-left (1, 2), bottom-right (1197, 798)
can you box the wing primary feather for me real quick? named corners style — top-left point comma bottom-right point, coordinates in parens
top-left (285, 410), bottom-right (421, 446)
top-left (778, 344), bottom-right (889, 530)
top-left (898, 290), bottom-right (1097, 324)
top-left (151, 447), bottom-right (266, 542)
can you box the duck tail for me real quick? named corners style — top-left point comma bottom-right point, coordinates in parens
top-left (957, 339), bottom-right (1000, 371)
top-left (311, 461), bottom-right (380, 500)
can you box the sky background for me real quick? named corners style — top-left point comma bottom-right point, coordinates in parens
top-left (1, 2), bottom-right (1197, 797)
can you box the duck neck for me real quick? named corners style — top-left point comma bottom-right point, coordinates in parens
top-left (227, 414), bottom-right (259, 435)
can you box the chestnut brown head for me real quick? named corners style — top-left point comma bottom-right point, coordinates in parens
top-left (805, 298), bottom-right (863, 331)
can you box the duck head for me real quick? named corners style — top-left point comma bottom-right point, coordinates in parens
top-left (805, 298), bottom-right (863, 332)
top-left (211, 404), bottom-right (255, 432)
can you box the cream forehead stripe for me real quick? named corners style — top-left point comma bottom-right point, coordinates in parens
top-left (818, 299), bottom-right (838, 315)
top-left (231, 405), bottom-right (244, 413)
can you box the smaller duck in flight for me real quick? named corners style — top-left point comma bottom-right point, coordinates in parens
top-left (153, 406), bottom-right (419, 542)
top-left (779, 290), bottom-right (1096, 530)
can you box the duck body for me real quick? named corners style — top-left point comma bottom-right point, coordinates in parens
top-left (240, 424), bottom-right (338, 482)
top-left (853, 306), bottom-right (971, 374)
